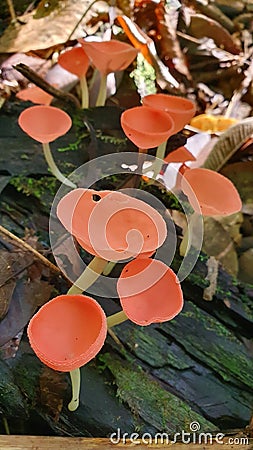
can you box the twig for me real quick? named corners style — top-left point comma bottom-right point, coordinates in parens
top-left (6, 0), bottom-right (16, 22)
top-left (13, 63), bottom-right (81, 108)
top-left (0, 225), bottom-right (62, 276)
top-left (67, 0), bottom-right (100, 40)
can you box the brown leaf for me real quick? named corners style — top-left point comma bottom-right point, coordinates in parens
top-left (221, 161), bottom-right (253, 214)
top-left (0, 0), bottom-right (109, 53)
top-left (188, 13), bottom-right (241, 54)
top-left (0, 278), bottom-right (52, 346)
top-left (0, 251), bottom-right (16, 320)
top-left (39, 367), bottom-right (68, 421)
top-left (154, 4), bottom-right (192, 80)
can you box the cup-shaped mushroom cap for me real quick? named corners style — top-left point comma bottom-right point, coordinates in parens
top-left (117, 258), bottom-right (183, 325)
top-left (181, 168), bottom-right (242, 216)
top-left (78, 40), bottom-right (138, 75)
top-left (16, 86), bottom-right (53, 105)
top-left (121, 106), bottom-right (174, 149)
top-left (142, 94), bottom-right (196, 134)
top-left (58, 47), bottom-right (90, 78)
top-left (57, 188), bottom-right (167, 261)
top-left (164, 146), bottom-right (196, 163)
top-left (27, 295), bottom-right (107, 372)
top-left (18, 105), bottom-right (72, 144)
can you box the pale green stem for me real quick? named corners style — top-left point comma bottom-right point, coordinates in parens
top-left (180, 211), bottom-right (199, 257)
top-left (68, 368), bottom-right (81, 411)
top-left (6, 0), bottom-right (16, 22)
top-left (80, 75), bottom-right (89, 109)
top-left (67, 256), bottom-right (108, 412)
top-left (152, 140), bottom-right (167, 178)
top-left (103, 261), bottom-right (116, 276)
top-left (42, 143), bottom-right (76, 188)
top-left (95, 73), bottom-right (107, 107)
top-left (107, 310), bottom-right (128, 328)
top-left (67, 256), bottom-right (108, 295)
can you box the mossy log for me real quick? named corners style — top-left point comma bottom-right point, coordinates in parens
top-left (0, 103), bottom-right (252, 436)
top-left (0, 250), bottom-right (252, 436)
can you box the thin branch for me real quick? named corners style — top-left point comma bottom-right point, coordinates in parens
top-left (13, 63), bottom-right (81, 108)
top-left (0, 225), bottom-right (62, 276)
top-left (67, 0), bottom-right (100, 40)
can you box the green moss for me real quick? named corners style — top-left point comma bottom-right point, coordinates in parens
top-left (13, 356), bottom-right (41, 405)
top-left (10, 175), bottom-right (58, 204)
top-left (186, 273), bottom-right (210, 288)
top-left (0, 361), bottom-right (26, 417)
top-left (101, 353), bottom-right (217, 433)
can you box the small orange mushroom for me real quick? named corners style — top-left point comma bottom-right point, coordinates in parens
top-left (79, 39), bottom-right (138, 106)
top-left (28, 294), bottom-right (107, 410)
top-left (18, 105), bottom-right (75, 188)
top-left (164, 146), bottom-right (196, 164)
top-left (16, 85), bottom-right (53, 105)
top-left (181, 168), bottom-right (242, 216)
top-left (58, 47), bottom-right (90, 108)
top-left (142, 94), bottom-right (196, 134)
top-left (57, 188), bottom-right (167, 262)
top-left (120, 106), bottom-right (174, 150)
top-left (116, 258), bottom-right (184, 326)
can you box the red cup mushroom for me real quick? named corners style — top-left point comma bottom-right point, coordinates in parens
top-left (120, 106), bottom-right (174, 150)
top-left (56, 188), bottom-right (167, 294)
top-left (28, 294), bottom-right (107, 411)
top-left (178, 168), bottom-right (242, 258)
top-left (107, 258), bottom-right (183, 327)
top-left (78, 39), bottom-right (138, 106)
top-left (142, 94), bottom-right (196, 134)
top-left (181, 168), bottom-right (242, 216)
top-left (16, 85), bottom-right (53, 105)
top-left (141, 95), bottom-right (196, 179)
top-left (18, 105), bottom-right (75, 188)
top-left (58, 47), bottom-right (90, 108)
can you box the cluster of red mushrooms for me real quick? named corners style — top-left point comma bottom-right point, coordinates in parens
top-left (17, 38), bottom-right (242, 411)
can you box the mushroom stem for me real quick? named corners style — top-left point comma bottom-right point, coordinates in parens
top-left (42, 143), bottom-right (76, 188)
top-left (95, 74), bottom-right (107, 107)
top-left (153, 140), bottom-right (167, 178)
top-left (67, 256), bottom-right (108, 295)
top-left (68, 368), bottom-right (81, 411)
top-left (103, 261), bottom-right (116, 276)
top-left (180, 211), bottom-right (201, 257)
top-left (6, 0), bottom-right (16, 22)
top-left (107, 310), bottom-right (128, 328)
top-left (80, 75), bottom-right (89, 109)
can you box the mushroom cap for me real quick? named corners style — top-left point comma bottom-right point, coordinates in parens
top-left (78, 39), bottom-right (138, 75)
top-left (117, 258), bottom-right (184, 325)
top-left (121, 106), bottom-right (174, 149)
top-left (164, 146), bottom-right (196, 163)
top-left (27, 295), bottom-right (107, 372)
top-left (16, 86), bottom-right (53, 105)
top-left (56, 188), bottom-right (167, 261)
top-left (18, 105), bottom-right (72, 144)
top-left (142, 94), bottom-right (196, 134)
top-left (181, 168), bottom-right (242, 216)
top-left (58, 47), bottom-right (90, 78)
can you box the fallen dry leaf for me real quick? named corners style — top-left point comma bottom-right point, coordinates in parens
top-left (40, 367), bottom-right (68, 421)
top-left (0, 251), bottom-right (16, 320)
top-left (0, 0), bottom-right (108, 53)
